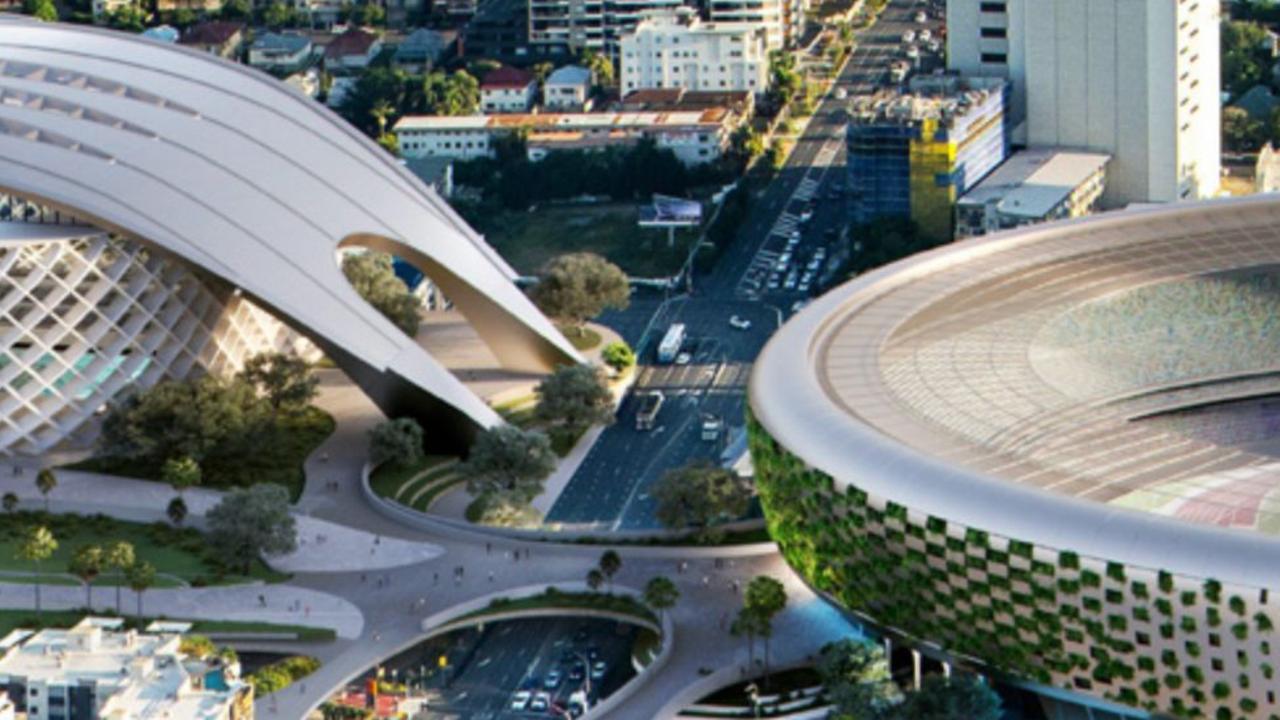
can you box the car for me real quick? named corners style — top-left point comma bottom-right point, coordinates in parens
top-left (799, 208), bottom-right (814, 222)
top-left (799, 281), bottom-right (811, 293)
top-left (835, 87), bottom-right (848, 100)
top-left (915, 10), bottom-right (927, 22)
top-left (778, 252), bottom-right (792, 265)
top-left (791, 299), bottom-right (809, 313)
top-left (675, 352), bottom-right (692, 366)
top-left (905, 45), bottom-right (920, 60)
top-left (807, 258), bottom-right (821, 272)
top-left (591, 661), bottom-right (607, 680)
top-left (801, 271), bottom-right (814, 284)
top-left (531, 692), bottom-right (551, 711)
top-left (784, 275), bottom-right (798, 290)
top-left (729, 315), bottom-right (752, 330)
top-left (569, 664), bottom-right (586, 682)
top-left (511, 690), bottom-right (533, 711)
top-left (544, 670), bottom-right (562, 689)
top-left (767, 277), bottom-right (781, 290)
top-left (790, 229), bottom-right (801, 240)
top-left (919, 28), bottom-right (932, 42)
top-left (786, 235), bottom-right (800, 249)
top-left (902, 29), bottom-right (916, 44)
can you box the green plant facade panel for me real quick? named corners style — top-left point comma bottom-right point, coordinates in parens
top-left (748, 413), bottom-right (1280, 719)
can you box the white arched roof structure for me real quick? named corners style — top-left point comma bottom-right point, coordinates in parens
top-left (0, 18), bottom-right (580, 451)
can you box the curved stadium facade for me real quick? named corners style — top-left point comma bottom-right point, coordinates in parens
top-left (0, 19), bottom-right (578, 455)
top-left (749, 195), bottom-right (1280, 718)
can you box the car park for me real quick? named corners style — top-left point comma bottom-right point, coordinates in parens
top-left (511, 690), bottom-right (532, 711)
top-left (729, 315), bottom-right (752, 330)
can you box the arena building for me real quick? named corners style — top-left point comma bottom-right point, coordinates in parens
top-left (749, 194), bottom-right (1280, 718)
top-left (0, 18), bottom-right (579, 455)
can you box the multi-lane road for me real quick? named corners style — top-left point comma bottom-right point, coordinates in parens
top-left (546, 0), bottom-right (946, 531)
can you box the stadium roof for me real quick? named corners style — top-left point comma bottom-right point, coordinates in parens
top-left (752, 194), bottom-right (1280, 586)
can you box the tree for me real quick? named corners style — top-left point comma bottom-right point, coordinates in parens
top-left (601, 342), bottom-right (636, 373)
top-left (126, 561), bottom-right (157, 619)
top-left (341, 251), bottom-right (422, 336)
top-left (461, 426), bottom-right (556, 506)
top-left (368, 417), bottom-right (425, 467)
top-left (161, 456), bottom-right (202, 496)
top-left (207, 484), bottom-right (298, 574)
top-left (35, 468), bottom-right (56, 512)
top-left (598, 550), bottom-right (621, 594)
top-left (339, 67), bottom-right (414, 137)
top-left (106, 541), bottom-right (135, 615)
top-left (69, 545), bottom-right (104, 609)
top-left (534, 364), bottom-right (614, 436)
top-left (580, 50), bottom-right (614, 87)
top-left (1223, 21), bottom-right (1272, 96)
top-left (730, 125), bottom-right (765, 167)
top-left (744, 576), bottom-right (786, 676)
top-left (262, 1), bottom-right (295, 27)
top-left (586, 568), bottom-right (605, 592)
top-left (765, 140), bottom-right (787, 172)
top-left (2, 493), bottom-right (16, 514)
top-left (652, 462), bottom-right (753, 540)
top-left (730, 606), bottom-right (768, 669)
top-left (1223, 106), bottom-right (1264, 152)
top-left (887, 674), bottom-right (1002, 720)
top-left (530, 253), bottom-right (630, 333)
top-left (643, 576), bottom-right (679, 623)
top-left (237, 352), bottom-right (319, 414)
top-left (422, 70), bottom-right (480, 116)
top-left (349, 0), bottom-right (384, 26)
top-left (167, 497), bottom-right (189, 527)
top-left (221, 0), bottom-right (251, 18)
top-left (24, 0), bottom-right (57, 20)
top-left (817, 640), bottom-right (899, 720)
top-left (18, 526), bottom-right (57, 619)
top-left (531, 61), bottom-right (555, 84)
top-left (98, 375), bottom-right (271, 470)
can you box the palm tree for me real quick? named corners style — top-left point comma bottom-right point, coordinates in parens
top-left (126, 561), bottom-right (156, 619)
top-left (598, 550), bottom-right (621, 594)
top-left (370, 99), bottom-right (395, 138)
top-left (106, 541), bottom-right (135, 615)
top-left (35, 468), bottom-right (56, 512)
top-left (643, 576), bottom-right (679, 625)
top-left (18, 526), bottom-right (57, 619)
top-left (586, 569), bottom-right (604, 592)
top-left (68, 545), bottom-right (104, 609)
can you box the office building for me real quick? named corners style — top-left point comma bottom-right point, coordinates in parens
top-left (620, 10), bottom-right (769, 94)
top-left (947, 0), bottom-right (1220, 205)
top-left (846, 75), bottom-right (1008, 240)
top-left (955, 147), bottom-right (1109, 237)
top-left (706, 0), bottom-right (798, 50)
top-left (527, 0), bottom-right (682, 57)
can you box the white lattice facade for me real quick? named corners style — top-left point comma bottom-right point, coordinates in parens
top-left (0, 208), bottom-right (315, 456)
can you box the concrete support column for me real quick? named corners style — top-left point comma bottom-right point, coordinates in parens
top-left (911, 649), bottom-right (922, 690)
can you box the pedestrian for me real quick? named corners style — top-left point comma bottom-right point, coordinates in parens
top-left (361, 572), bottom-right (367, 583)
top-left (702, 575), bottom-right (709, 587)
top-left (488, 571), bottom-right (494, 582)
top-left (258, 594), bottom-right (266, 607)
top-left (375, 534), bottom-right (381, 545)
top-left (486, 542), bottom-right (491, 555)
top-left (304, 605), bottom-right (311, 618)
top-left (433, 572), bottom-right (439, 585)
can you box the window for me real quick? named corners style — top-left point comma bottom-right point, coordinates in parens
top-left (980, 27), bottom-right (1005, 38)
top-left (979, 1), bottom-right (1005, 12)
top-left (981, 52), bottom-right (1007, 64)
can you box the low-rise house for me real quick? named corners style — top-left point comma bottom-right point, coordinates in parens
top-left (480, 66), bottom-right (537, 112)
top-left (178, 21), bottom-right (246, 58)
top-left (403, 156), bottom-right (455, 198)
top-left (542, 64), bottom-right (593, 110)
top-left (0, 618), bottom-right (252, 720)
top-left (394, 106), bottom-right (743, 165)
top-left (91, 0), bottom-right (131, 21)
top-left (1231, 84), bottom-right (1280, 121)
top-left (955, 148), bottom-right (1110, 238)
top-left (156, 0), bottom-right (223, 14)
top-left (394, 28), bottom-right (453, 69)
top-left (249, 32), bottom-right (314, 74)
top-left (325, 27), bottom-right (384, 70)
top-left (620, 87), bottom-right (754, 118)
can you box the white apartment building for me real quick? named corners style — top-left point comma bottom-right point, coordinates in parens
top-left (0, 618), bottom-right (252, 720)
top-left (543, 64), bottom-right (594, 110)
top-left (947, 0), bottom-right (1220, 206)
top-left (395, 108), bottom-right (740, 165)
top-left (527, 0), bottom-right (683, 57)
top-left (706, 0), bottom-right (796, 50)
top-left (620, 10), bottom-right (770, 94)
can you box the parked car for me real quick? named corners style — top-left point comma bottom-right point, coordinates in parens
top-left (675, 352), bottom-right (692, 366)
top-left (591, 661), bottom-right (607, 680)
top-left (799, 208), bottom-right (814, 222)
top-left (511, 690), bottom-right (532, 711)
top-left (729, 315), bottom-right (752, 330)
top-left (919, 28), bottom-right (932, 42)
top-left (902, 29), bottom-right (916, 44)
top-left (531, 692), bottom-right (552, 711)
top-left (569, 664), bottom-right (586, 682)
top-left (915, 10), bottom-right (927, 22)
top-left (544, 670), bottom-right (562, 689)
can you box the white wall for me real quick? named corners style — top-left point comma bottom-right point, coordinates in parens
top-left (620, 19), bottom-right (768, 94)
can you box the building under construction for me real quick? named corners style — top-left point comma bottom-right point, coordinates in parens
top-left (846, 75), bottom-right (1009, 241)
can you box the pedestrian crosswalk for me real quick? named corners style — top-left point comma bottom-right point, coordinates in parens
top-left (794, 178), bottom-right (821, 202)
top-left (771, 212), bottom-right (802, 238)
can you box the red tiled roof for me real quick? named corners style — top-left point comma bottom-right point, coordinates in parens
top-left (179, 21), bottom-right (244, 45)
top-left (481, 66), bottom-right (535, 89)
top-left (326, 28), bottom-right (380, 58)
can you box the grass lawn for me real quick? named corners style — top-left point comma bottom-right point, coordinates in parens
top-left (67, 406), bottom-right (335, 503)
top-left (476, 204), bottom-right (701, 278)
top-left (462, 589), bottom-right (657, 625)
top-left (0, 511), bottom-right (289, 588)
top-left (557, 325), bottom-right (602, 352)
top-left (369, 457), bottom-right (465, 514)
top-left (0, 609), bottom-right (335, 642)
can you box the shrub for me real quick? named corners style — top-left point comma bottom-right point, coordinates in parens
top-left (1255, 612), bottom-right (1274, 633)
top-left (1230, 595), bottom-right (1247, 616)
top-left (601, 341), bottom-right (636, 372)
top-left (1186, 665), bottom-right (1205, 684)
top-left (1081, 569), bottom-right (1101, 588)
top-left (1181, 616), bottom-right (1198, 633)
top-left (1106, 562), bottom-right (1125, 582)
top-left (1058, 550), bottom-right (1080, 569)
top-left (1203, 578), bottom-right (1222, 603)
top-left (1181, 590), bottom-right (1197, 607)
top-left (1158, 570), bottom-right (1174, 594)
top-left (1212, 680), bottom-right (1230, 699)
top-left (1233, 622), bottom-right (1250, 641)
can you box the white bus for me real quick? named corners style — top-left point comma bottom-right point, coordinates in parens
top-left (657, 323), bottom-right (686, 364)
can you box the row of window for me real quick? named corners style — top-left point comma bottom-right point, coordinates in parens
top-left (624, 78), bottom-right (756, 88)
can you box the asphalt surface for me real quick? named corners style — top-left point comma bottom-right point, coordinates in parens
top-left (546, 0), bottom-right (946, 530)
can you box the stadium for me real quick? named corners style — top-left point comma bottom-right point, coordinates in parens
top-left (749, 194), bottom-right (1280, 718)
top-left (0, 19), bottom-right (578, 455)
